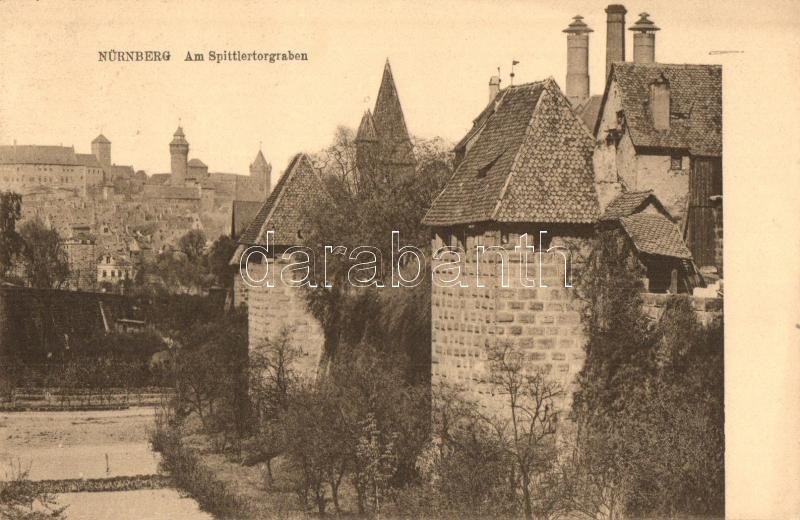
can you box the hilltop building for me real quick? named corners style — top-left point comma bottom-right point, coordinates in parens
top-left (145, 126), bottom-right (271, 206)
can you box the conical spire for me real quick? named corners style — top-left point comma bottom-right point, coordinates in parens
top-left (252, 149), bottom-right (269, 169)
top-left (372, 60), bottom-right (415, 166)
top-left (170, 126), bottom-right (188, 146)
top-left (356, 110), bottom-right (378, 142)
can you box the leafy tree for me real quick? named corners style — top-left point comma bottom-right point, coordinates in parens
top-left (206, 234), bottom-right (238, 287)
top-left (178, 228), bottom-right (207, 260)
top-left (0, 191), bottom-right (24, 281)
top-left (567, 230), bottom-right (725, 518)
top-left (18, 217), bottom-right (69, 289)
top-left (304, 127), bottom-right (452, 375)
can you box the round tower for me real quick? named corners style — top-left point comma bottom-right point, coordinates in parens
top-left (170, 126), bottom-right (189, 185)
top-left (563, 15), bottom-right (593, 107)
top-left (630, 12), bottom-right (660, 64)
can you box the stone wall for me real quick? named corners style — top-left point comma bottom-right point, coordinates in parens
top-left (245, 259), bottom-right (325, 377)
top-left (431, 226), bottom-right (590, 410)
top-left (431, 226), bottom-right (723, 411)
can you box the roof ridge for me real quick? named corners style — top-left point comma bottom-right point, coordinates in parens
top-left (490, 82), bottom-right (548, 221)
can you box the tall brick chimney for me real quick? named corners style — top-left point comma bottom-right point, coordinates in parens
top-left (489, 75), bottom-right (502, 102)
top-left (563, 15), bottom-right (593, 107)
top-left (605, 4), bottom-right (627, 80)
top-left (630, 12), bottom-right (660, 64)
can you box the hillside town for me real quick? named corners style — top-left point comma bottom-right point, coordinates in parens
top-left (1, 4), bottom-right (727, 520)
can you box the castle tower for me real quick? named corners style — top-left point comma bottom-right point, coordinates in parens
top-left (249, 149), bottom-right (272, 195)
top-left (170, 126), bottom-right (189, 185)
top-left (91, 134), bottom-right (111, 166)
top-left (371, 60), bottom-right (417, 178)
top-left (629, 12), bottom-right (660, 64)
top-left (563, 15), bottom-right (593, 107)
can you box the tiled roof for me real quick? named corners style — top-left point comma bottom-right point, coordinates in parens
top-left (92, 134), bottom-right (110, 144)
top-left (76, 153), bottom-right (101, 168)
top-left (372, 61), bottom-right (416, 166)
top-left (619, 212), bottom-right (692, 259)
top-left (423, 78), bottom-right (599, 226)
top-left (0, 145), bottom-right (78, 165)
top-left (188, 158), bottom-right (207, 167)
top-left (231, 200), bottom-right (263, 239)
top-left (606, 62), bottom-right (721, 156)
top-left (170, 126), bottom-right (189, 146)
top-left (356, 110), bottom-right (378, 142)
top-left (600, 190), bottom-right (672, 220)
top-left (251, 150), bottom-right (269, 170)
top-left (575, 95), bottom-right (602, 134)
top-left (238, 154), bottom-right (326, 247)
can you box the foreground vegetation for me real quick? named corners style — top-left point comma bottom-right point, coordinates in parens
top-left (146, 130), bottom-right (723, 519)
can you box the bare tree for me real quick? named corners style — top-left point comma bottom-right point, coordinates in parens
top-left (482, 342), bottom-right (564, 520)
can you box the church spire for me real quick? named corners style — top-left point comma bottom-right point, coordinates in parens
top-left (372, 60), bottom-right (416, 168)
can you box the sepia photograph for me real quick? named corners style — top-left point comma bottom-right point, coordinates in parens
top-left (0, 1), bottom-right (798, 519)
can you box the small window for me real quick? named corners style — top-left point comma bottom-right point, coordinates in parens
top-left (670, 155), bottom-right (682, 170)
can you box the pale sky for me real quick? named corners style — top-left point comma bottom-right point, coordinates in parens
top-left (0, 0), bottom-right (794, 178)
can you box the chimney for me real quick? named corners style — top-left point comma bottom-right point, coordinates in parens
top-left (489, 75), bottom-right (502, 102)
top-left (630, 12), bottom-right (660, 64)
top-left (605, 4), bottom-right (627, 80)
top-left (563, 15), bottom-right (593, 107)
top-left (650, 73), bottom-right (670, 130)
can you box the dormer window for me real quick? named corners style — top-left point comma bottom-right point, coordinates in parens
top-left (477, 150), bottom-right (504, 179)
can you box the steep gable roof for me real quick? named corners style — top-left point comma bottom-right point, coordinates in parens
top-left (238, 154), bottom-right (326, 247)
top-left (423, 78), bottom-right (598, 226)
top-left (231, 200), bottom-right (263, 239)
top-left (0, 145), bottom-right (79, 165)
top-left (92, 134), bottom-right (110, 144)
top-left (575, 95), bottom-right (603, 133)
top-left (619, 212), bottom-right (692, 259)
top-left (600, 190), bottom-right (672, 221)
top-left (76, 153), bottom-right (101, 168)
top-left (601, 62), bottom-right (722, 156)
top-left (372, 61), bottom-right (416, 166)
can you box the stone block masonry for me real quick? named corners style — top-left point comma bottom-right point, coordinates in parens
top-left (431, 228), bottom-right (589, 410)
top-left (245, 259), bottom-right (325, 377)
top-left (430, 227), bottom-right (723, 412)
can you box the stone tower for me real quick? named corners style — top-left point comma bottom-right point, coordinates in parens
top-left (563, 15), bottom-right (593, 107)
top-left (91, 134), bottom-right (111, 166)
top-left (369, 60), bottom-right (417, 179)
top-left (249, 149), bottom-right (272, 195)
top-left (170, 126), bottom-right (189, 185)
